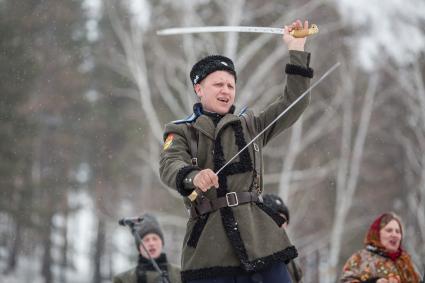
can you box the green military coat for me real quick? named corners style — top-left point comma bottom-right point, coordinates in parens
top-left (160, 50), bottom-right (313, 282)
top-left (113, 262), bottom-right (181, 283)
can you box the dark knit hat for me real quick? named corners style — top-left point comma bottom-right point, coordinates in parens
top-left (190, 55), bottom-right (237, 86)
top-left (133, 213), bottom-right (164, 249)
top-left (263, 194), bottom-right (290, 224)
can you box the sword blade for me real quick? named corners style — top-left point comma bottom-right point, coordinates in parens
top-left (157, 26), bottom-right (284, 36)
top-left (215, 61), bottom-right (341, 175)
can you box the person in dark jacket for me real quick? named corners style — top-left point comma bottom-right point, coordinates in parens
top-left (113, 213), bottom-right (181, 283)
top-left (160, 19), bottom-right (314, 283)
top-left (263, 193), bottom-right (303, 283)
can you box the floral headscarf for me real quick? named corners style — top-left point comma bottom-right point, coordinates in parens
top-left (364, 212), bottom-right (420, 283)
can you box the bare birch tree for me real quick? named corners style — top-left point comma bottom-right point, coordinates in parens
top-left (390, 59), bottom-right (425, 269)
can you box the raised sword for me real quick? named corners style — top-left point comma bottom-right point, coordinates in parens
top-left (157, 25), bottom-right (319, 38)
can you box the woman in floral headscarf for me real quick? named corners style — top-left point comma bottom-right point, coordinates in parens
top-left (340, 212), bottom-right (422, 283)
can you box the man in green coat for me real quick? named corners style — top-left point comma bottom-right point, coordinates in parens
top-left (113, 213), bottom-right (181, 283)
top-left (160, 19), bottom-right (314, 283)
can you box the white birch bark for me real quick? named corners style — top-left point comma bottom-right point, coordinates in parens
top-left (322, 73), bottom-right (378, 283)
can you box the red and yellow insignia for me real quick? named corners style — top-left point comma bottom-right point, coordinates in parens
top-left (163, 134), bottom-right (174, 150)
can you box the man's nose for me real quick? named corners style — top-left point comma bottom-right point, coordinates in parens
top-left (222, 85), bottom-right (231, 92)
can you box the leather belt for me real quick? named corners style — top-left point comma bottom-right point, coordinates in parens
top-left (189, 191), bottom-right (262, 218)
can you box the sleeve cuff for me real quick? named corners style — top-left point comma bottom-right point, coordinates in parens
top-left (175, 165), bottom-right (200, 197)
top-left (285, 63), bottom-right (314, 78)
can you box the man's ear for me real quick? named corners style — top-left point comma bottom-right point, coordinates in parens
top-left (194, 84), bottom-right (202, 99)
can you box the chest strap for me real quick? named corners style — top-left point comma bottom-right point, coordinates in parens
top-left (189, 191), bottom-right (263, 219)
top-left (186, 123), bottom-right (198, 166)
top-left (241, 113), bottom-right (263, 193)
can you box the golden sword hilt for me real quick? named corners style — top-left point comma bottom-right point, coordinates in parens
top-left (290, 24), bottom-right (319, 38)
top-left (188, 188), bottom-right (201, 202)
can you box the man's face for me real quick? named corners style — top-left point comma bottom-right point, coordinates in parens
top-left (195, 71), bottom-right (236, 115)
top-left (139, 233), bottom-right (163, 259)
top-left (379, 219), bottom-right (402, 253)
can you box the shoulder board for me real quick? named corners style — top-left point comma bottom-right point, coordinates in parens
top-left (238, 106), bottom-right (248, 116)
top-left (171, 113), bottom-right (197, 125)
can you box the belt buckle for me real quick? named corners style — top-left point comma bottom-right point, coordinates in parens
top-left (226, 192), bottom-right (239, 207)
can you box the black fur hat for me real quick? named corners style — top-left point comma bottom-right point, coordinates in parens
top-left (190, 55), bottom-right (237, 86)
top-left (134, 213), bottom-right (164, 249)
top-left (263, 194), bottom-right (290, 224)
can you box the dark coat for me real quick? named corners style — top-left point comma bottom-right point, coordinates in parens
top-left (159, 50), bottom-right (313, 282)
top-left (113, 254), bottom-right (181, 283)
